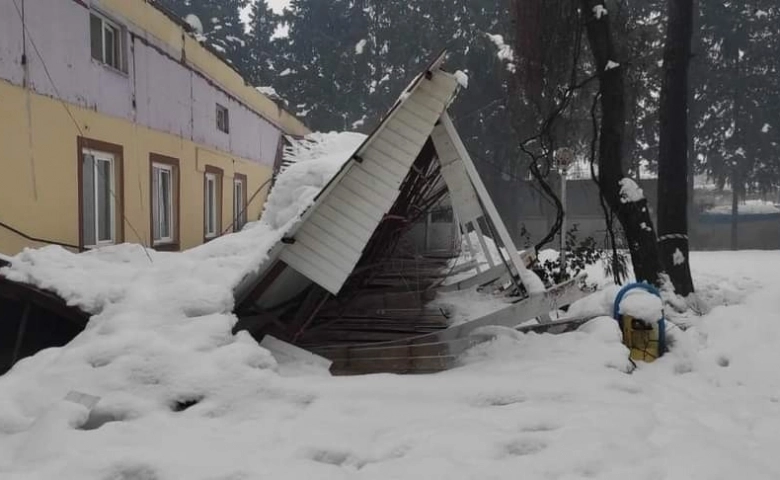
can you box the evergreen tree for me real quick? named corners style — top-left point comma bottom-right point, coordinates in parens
top-left (244, 0), bottom-right (280, 88)
top-left (154, 0), bottom-right (250, 74)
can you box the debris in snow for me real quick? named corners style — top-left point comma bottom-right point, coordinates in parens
top-left (355, 39), bottom-right (367, 55)
top-left (640, 222), bottom-right (652, 232)
top-left (184, 14), bottom-right (204, 35)
top-left (593, 4), bottom-right (608, 19)
top-left (619, 178), bottom-right (644, 203)
top-left (454, 70), bottom-right (469, 89)
top-left (605, 60), bottom-right (620, 71)
top-left (673, 248), bottom-right (686, 266)
top-left (619, 290), bottom-right (663, 324)
top-left (762, 123), bottom-right (771, 133)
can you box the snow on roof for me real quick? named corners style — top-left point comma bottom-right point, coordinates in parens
top-left (0, 131), bottom-right (363, 435)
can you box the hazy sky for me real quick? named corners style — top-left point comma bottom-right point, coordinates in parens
top-left (239, 0), bottom-right (291, 33)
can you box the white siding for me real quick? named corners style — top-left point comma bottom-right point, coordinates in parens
top-left (280, 70), bottom-right (460, 294)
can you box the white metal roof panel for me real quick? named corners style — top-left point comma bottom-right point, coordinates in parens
top-left (281, 68), bottom-right (460, 294)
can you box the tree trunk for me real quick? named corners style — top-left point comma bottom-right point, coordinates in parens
top-left (657, 0), bottom-right (695, 296)
top-left (580, 0), bottom-right (665, 285)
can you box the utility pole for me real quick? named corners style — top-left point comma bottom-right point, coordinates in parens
top-left (555, 148), bottom-right (574, 278)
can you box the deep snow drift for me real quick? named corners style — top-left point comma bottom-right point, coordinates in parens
top-left (3, 250), bottom-right (780, 479)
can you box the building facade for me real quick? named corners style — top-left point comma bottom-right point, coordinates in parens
top-left (0, 0), bottom-right (308, 255)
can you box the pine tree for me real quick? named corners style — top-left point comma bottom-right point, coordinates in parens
top-left (244, 0), bottom-right (280, 88)
top-left (154, 0), bottom-right (250, 74)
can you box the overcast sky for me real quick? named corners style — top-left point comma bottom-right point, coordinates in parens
top-left (239, 0), bottom-right (291, 33)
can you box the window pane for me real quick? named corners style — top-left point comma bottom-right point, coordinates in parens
top-left (96, 159), bottom-right (113, 242)
top-left (104, 25), bottom-right (116, 68)
top-left (206, 178), bottom-right (216, 235)
top-left (160, 170), bottom-right (171, 239)
top-left (90, 15), bottom-right (103, 61)
top-left (82, 153), bottom-right (96, 246)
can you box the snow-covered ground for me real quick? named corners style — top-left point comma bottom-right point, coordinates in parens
top-left (2, 250), bottom-right (780, 479)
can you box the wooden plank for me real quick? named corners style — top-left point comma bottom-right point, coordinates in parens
top-left (260, 335), bottom-right (333, 370)
top-left (437, 113), bottom-right (542, 293)
top-left (472, 221), bottom-right (496, 268)
top-left (330, 355), bottom-right (457, 375)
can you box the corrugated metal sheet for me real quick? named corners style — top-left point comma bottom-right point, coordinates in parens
top-left (280, 69), bottom-right (460, 294)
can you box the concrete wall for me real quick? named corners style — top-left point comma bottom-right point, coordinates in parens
top-left (486, 177), bottom-right (779, 251)
top-left (0, 0), bottom-right (307, 255)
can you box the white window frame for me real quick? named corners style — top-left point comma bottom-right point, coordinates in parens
top-left (233, 176), bottom-right (246, 231)
top-left (152, 162), bottom-right (175, 245)
top-left (83, 148), bottom-right (117, 248)
top-left (90, 12), bottom-right (124, 71)
top-left (205, 173), bottom-right (219, 238)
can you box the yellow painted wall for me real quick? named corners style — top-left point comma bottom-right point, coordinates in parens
top-left (99, 0), bottom-right (309, 137)
top-left (0, 79), bottom-right (273, 256)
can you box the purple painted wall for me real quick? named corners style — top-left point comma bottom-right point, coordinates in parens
top-left (0, 0), bottom-right (280, 167)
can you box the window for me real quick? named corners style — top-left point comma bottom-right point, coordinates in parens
top-left (90, 12), bottom-right (124, 71)
top-left (216, 103), bottom-right (230, 133)
top-left (204, 167), bottom-right (222, 239)
top-left (150, 155), bottom-right (179, 248)
top-left (233, 174), bottom-right (247, 231)
top-left (79, 138), bottom-right (123, 249)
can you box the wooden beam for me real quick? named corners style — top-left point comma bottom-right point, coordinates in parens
top-left (437, 113), bottom-right (544, 293)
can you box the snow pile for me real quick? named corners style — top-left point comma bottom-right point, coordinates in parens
top-left (4, 244), bottom-right (780, 476)
top-left (618, 290), bottom-right (664, 323)
top-left (184, 14), bottom-right (204, 35)
top-left (255, 85), bottom-right (282, 101)
top-left (354, 38), bottom-right (367, 54)
top-left (454, 70), bottom-right (469, 89)
top-left (705, 200), bottom-right (780, 215)
top-left (486, 33), bottom-right (516, 72)
top-left (0, 130), bottom-right (369, 476)
top-left (619, 177), bottom-right (644, 203)
top-left (263, 132), bottom-right (365, 229)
